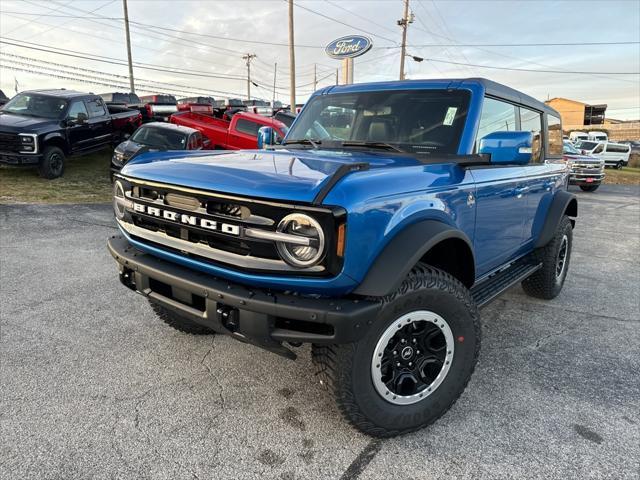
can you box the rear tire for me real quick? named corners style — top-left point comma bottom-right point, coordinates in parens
top-left (313, 264), bottom-right (480, 437)
top-left (150, 301), bottom-right (215, 335)
top-left (521, 215), bottom-right (573, 299)
top-left (616, 161), bottom-right (623, 170)
top-left (38, 146), bottom-right (65, 179)
top-left (579, 184), bottom-right (599, 192)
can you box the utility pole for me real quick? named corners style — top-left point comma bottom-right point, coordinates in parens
top-left (336, 68), bottom-right (339, 85)
top-left (398, 0), bottom-right (412, 80)
top-left (288, 0), bottom-right (296, 113)
top-left (313, 63), bottom-right (317, 91)
top-left (243, 53), bottom-right (257, 101)
top-left (272, 63), bottom-right (277, 107)
top-left (122, 0), bottom-right (135, 93)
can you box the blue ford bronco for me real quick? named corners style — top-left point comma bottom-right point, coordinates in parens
top-left (108, 78), bottom-right (577, 437)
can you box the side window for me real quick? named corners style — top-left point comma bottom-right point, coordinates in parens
top-left (520, 108), bottom-right (542, 163)
top-left (85, 98), bottom-right (107, 118)
top-left (235, 118), bottom-right (261, 137)
top-left (547, 114), bottom-right (563, 157)
top-left (67, 100), bottom-right (89, 121)
top-left (593, 144), bottom-right (604, 154)
top-left (475, 97), bottom-right (517, 150)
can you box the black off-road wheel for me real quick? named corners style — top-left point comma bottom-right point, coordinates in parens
top-left (313, 264), bottom-right (480, 437)
top-left (521, 215), bottom-right (573, 300)
top-left (150, 301), bottom-right (214, 335)
top-left (38, 146), bottom-right (65, 179)
top-left (579, 184), bottom-right (600, 192)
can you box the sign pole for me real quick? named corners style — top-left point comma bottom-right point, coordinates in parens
top-left (288, 0), bottom-right (296, 113)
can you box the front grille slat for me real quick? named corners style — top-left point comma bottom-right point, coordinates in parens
top-left (0, 133), bottom-right (21, 153)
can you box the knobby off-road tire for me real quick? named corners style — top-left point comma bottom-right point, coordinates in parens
top-left (150, 301), bottom-right (214, 335)
top-left (38, 146), bottom-right (65, 179)
top-left (521, 215), bottom-right (573, 300)
top-left (579, 184), bottom-right (599, 192)
top-left (312, 264), bottom-right (480, 437)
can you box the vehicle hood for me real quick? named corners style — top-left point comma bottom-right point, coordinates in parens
top-left (121, 148), bottom-right (423, 203)
top-left (563, 154), bottom-right (603, 164)
top-left (0, 112), bottom-right (61, 133)
top-left (115, 139), bottom-right (164, 162)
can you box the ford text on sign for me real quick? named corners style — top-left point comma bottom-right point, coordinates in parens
top-left (325, 35), bottom-right (373, 59)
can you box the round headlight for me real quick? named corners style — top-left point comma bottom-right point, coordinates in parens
top-left (113, 180), bottom-right (126, 219)
top-left (276, 213), bottom-right (325, 267)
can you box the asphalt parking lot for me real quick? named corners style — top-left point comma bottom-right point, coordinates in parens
top-left (1, 184), bottom-right (639, 480)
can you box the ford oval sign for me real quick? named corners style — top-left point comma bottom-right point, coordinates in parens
top-left (325, 35), bottom-right (373, 59)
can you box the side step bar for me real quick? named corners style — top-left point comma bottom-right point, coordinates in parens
top-left (471, 257), bottom-right (542, 308)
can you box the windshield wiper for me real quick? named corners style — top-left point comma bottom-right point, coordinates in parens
top-left (340, 141), bottom-right (405, 153)
top-left (282, 138), bottom-right (320, 149)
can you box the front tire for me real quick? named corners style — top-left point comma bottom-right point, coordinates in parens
top-left (313, 265), bottom-right (480, 437)
top-left (616, 161), bottom-right (624, 170)
top-left (521, 215), bottom-right (573, 299)
top-left (38, 146), bottom-right (65, 179)
top-left (579, 184), bottom-right (599, 192)
top-left (150, 301), bottom-right (215, 335)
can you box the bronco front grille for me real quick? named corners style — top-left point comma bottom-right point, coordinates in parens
top-left (117, 177), bottom-right (345, 276)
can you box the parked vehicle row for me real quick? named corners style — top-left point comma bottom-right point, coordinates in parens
top-left (0, 89), bottom-right (142, 178)
top-left (575, 140), bottom-right (632, 169)
top-left (170, 110), bottom-right (286, 150)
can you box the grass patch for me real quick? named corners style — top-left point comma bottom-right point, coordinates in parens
top-left (604, 167), bottom-right (640, 185)
top-left (0, 149), bottom-right (113, 204)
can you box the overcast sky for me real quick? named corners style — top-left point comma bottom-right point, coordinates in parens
top-left (1, 0), bottom-right (639, 119)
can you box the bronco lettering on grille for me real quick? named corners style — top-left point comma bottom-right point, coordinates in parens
top-left (132, 202), bottom-right (240, 235)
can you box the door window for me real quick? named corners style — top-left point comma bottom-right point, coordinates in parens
top-left (235, 118), bottom-right (261, 137)
top-left (547, 114), bottom-right (563, 157)
top-left (593, 144), bottom-right (605, 154)
top-left (520, 108), bottom-right (542, 163)
top-left (476, 98), bottom-right (517, 150)
top-left (85, 98), bottom-right (107, 118)
top-left (68, 101), bottom-right (89, 121)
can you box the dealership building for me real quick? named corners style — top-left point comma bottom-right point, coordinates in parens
top-left (545, 97), bottom-right (639, 141)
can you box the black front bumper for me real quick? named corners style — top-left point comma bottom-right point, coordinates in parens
top-left (108, 236), bottom-right (380, 358)
top-left (0, 152), bottom-right (42, 165)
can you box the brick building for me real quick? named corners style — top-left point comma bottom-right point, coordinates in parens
top-left (545, 97), bottom-right (607, 126)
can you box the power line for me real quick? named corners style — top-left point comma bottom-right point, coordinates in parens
top-left (0, 38), bottom-right (248, 80)
top-left (0, 38), bottom-right (326, 95)
top-left (423, 57), bottom-right (640, 75)
top-left (290, 1), bottom-right (399, 45)
top-left (0, 52), bottom-right (238, 97)
top-left (386, 41), bottom-right (640, 47)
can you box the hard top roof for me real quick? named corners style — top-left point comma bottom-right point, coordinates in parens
top-left (322, 77), bottom-right (560, 117)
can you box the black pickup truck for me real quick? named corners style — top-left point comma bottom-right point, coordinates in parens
top-left (0, 89), bottom-right (142, 179)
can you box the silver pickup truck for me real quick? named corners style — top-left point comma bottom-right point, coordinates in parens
top-left (562, 140), bottom-right (605, 192)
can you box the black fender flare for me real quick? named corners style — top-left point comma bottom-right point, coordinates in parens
top-left (42, 132), bottom-right (69, 154)
top-left (353, 220), bottom-right (475, 297)
top-left (534, 190), bottom-right (578, 248)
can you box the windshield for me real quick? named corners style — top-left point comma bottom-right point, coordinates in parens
top-left (576, 141), bottom-right (598, 151)
top-left (2, 93), bottom-right (68, 119)
top-left (285, 89), bottom-right (470, 154)
top-left (130, 126), bottom-right (188, 149)
top-left (563, 141), bottom-right (580, 154)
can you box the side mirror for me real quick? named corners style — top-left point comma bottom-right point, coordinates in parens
top-left (479, 131), bottom-right (533, 165)
top-left (69, 112), bottom-right (88, 125)
top-left (257, 126), bottom-right (275, 149)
